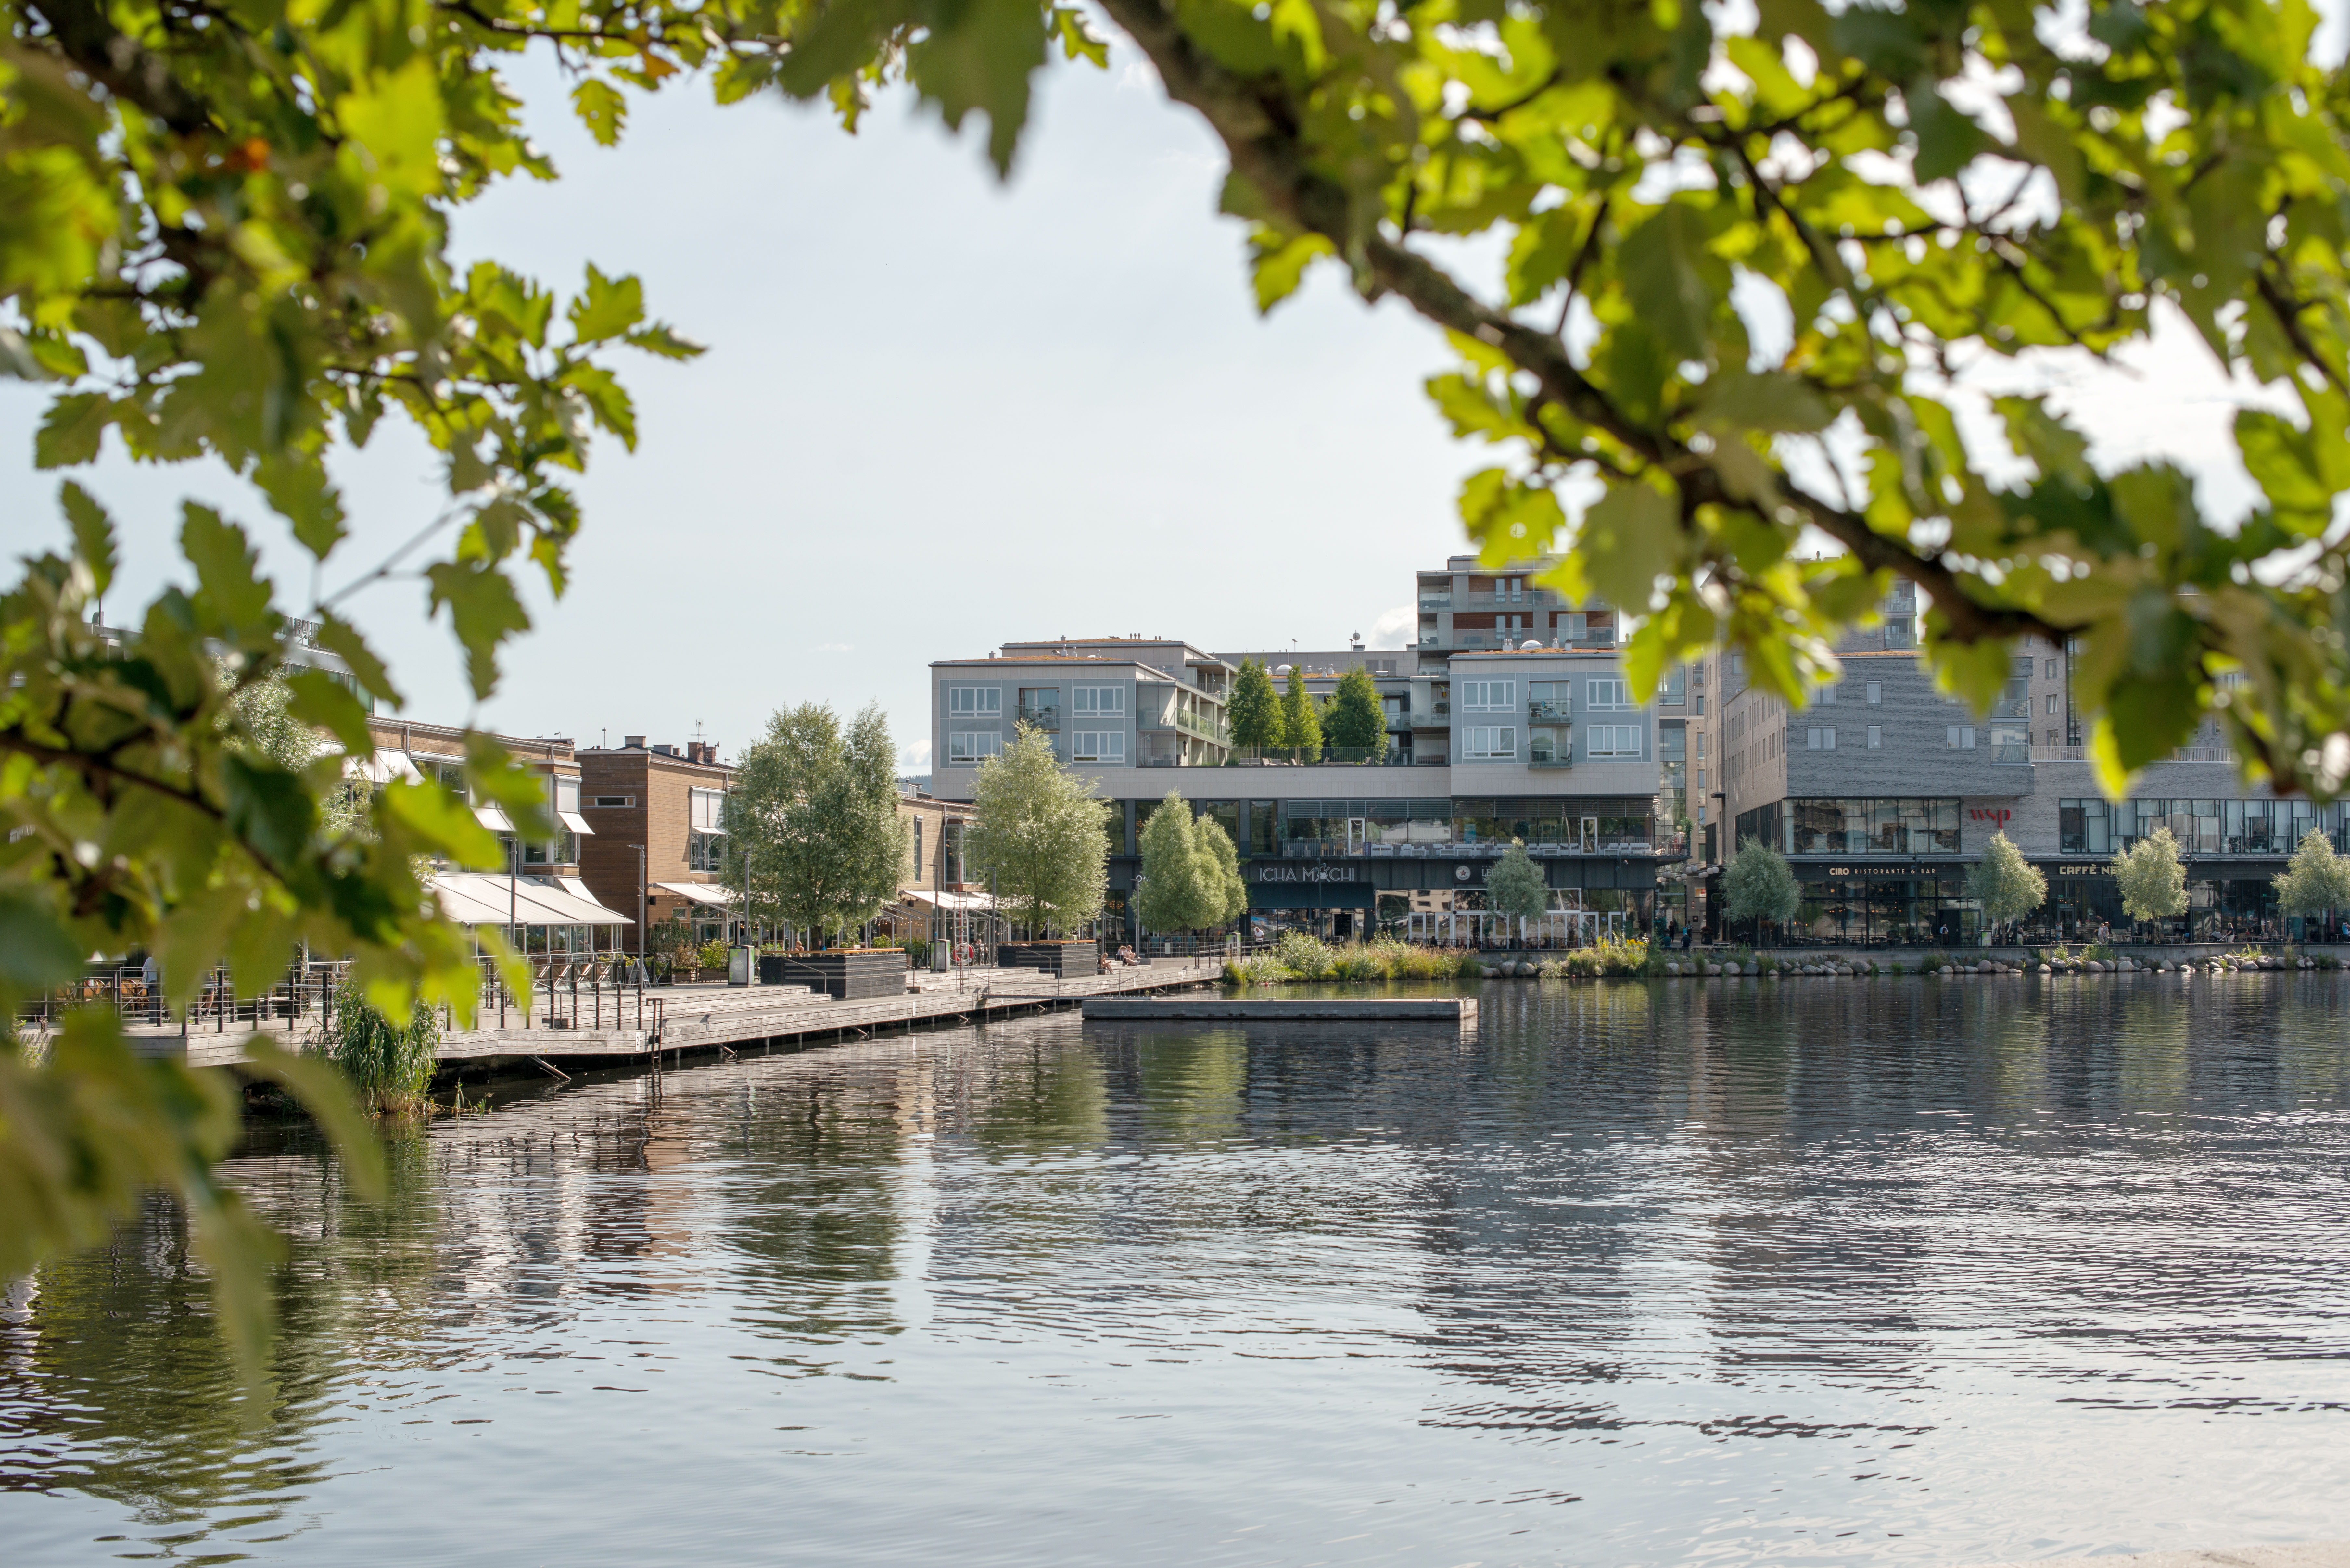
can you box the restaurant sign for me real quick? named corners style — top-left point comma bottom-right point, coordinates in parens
top-left (1255, 864), bottom-right (1360, 883)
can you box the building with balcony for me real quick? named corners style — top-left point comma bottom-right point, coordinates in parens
top-left (929, 617), bottom-right (1677, 942)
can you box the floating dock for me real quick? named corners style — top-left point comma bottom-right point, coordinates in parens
top-left (1081, 996), bottom-right (1477, 1023)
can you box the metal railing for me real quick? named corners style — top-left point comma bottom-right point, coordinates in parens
top-left (16, 955), bottom-right (666, 1039)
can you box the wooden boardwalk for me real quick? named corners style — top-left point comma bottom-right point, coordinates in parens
top-left (120, 960), bottom-right (1229, 1071)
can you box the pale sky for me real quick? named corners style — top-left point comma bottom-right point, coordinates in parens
top-left (0, 26), bottom-right (2323, 772)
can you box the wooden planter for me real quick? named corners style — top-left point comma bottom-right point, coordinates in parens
top-left (760, 948), bottom-right (907, 1000)
top-left (997, 940), bottom-right (1099, 979)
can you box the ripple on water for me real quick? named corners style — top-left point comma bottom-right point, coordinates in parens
top-left (3, 980), bottom-right (2350, 1566)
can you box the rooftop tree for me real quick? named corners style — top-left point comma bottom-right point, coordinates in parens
top-left (1280, 666), bottom-right (1324, 763)
top-left (1229, 659), bottom-right (1283, 749)
top-left (1325, 668), bottom-right (1387, 753)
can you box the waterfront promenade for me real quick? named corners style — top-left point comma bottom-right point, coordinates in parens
top-left (109, 958), bottom-right (1227, 1072)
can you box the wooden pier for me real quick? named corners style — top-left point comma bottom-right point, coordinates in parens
top-left (116, 960), bottom-right (1230, 1072)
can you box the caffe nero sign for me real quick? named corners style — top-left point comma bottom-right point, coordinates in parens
top-left (1255, 864), bottom-right (1359, 884)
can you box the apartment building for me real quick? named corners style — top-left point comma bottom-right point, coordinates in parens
top-left (576, 737), bottom-right (736, 951)
top-left (1713, 584), bottom-right (2327, 942)
top-left (359, 716), bottom-right (631, 954)
top-left (928, 562), bottom-right (1682, 942)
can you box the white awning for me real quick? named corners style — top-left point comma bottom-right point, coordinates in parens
top-left (899, 889), bottom-right (998, 911)
top-left (349, 749), bottom-right (426, 785)
top-left (653, 881), bottom-right (736, 908)
top-left (429, 872), bottom-right (633, 927)
top-left (473, 805), bottom-right (514, 833)
top-left (558, 810), bottom-right (594, 836)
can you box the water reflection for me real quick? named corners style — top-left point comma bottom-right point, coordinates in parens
top-left (6, 979), bottom-right (2350, 1565)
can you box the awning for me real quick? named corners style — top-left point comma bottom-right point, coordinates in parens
top-left (473, 805), bottom-right (514, 833)
top-left (558, 810), bottom-right (594, 836)
top-left (899, 889), bottom-right (998, 911)
top-left (429, 872), bottom-right (632, 927)
top-left (653, 881), bottom-right (737, 907)
top-left (349, 749), bottom-right (426, 785)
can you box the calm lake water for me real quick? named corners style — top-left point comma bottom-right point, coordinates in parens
top-left (7, 978), bottom-right (2350, 1566)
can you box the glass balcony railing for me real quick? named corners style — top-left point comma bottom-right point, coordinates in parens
top-left (1527, 700), bottom-right (1569, 722)
top-left (1016, 704), bottom-right (1059, 729)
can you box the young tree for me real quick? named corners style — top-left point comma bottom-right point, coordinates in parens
top-left (965, 725), bottom-right (1109, 938)
top-left (1136, 792), bottom-right (1215, 934)
top-left (1485, 841), bottom-right (1551, 932)
top-left (1280, 666), bottom-right (1323, 764)
top-left (1196, 816), bottom-right (1251, 929)
top-left (1966, 831), bottom-right (2048, 941)
top-left (2113, 826), bottom-right (2191, 932)
top-left (1229, 659), bottom-right (1284, 750)
top-left (1325, 669), bottom-right (1387, 752)
top-left (1723, 838), bottom-right (1802, 941)
top-left (2271, 828), bottom-right (2350, 927)
top-left (726, 702), bottom-right (906, 947)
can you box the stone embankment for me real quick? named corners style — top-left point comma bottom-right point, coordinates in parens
top-left (1662, 951), bottom-right (2326, 979)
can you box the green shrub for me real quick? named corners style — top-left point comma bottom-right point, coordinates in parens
top-left (1453, 949), bottom-right (1487, 979)
top-left (323, 975), bottom-right (439, 1115)
top-left (1273, 931), bottom-right (1337, 980)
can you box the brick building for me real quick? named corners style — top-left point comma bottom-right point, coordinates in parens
top-left (576, 737), bottom-right (736, 953)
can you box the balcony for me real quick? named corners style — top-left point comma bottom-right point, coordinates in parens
top-left (1418, 596), bottom-right (1451, 612)
top-left (1528, 700), bottom-right (1569, 722)
top-left (1017, 704), bottom-right (1059, 729)
top-left (1175, 708), bottom-right (1229, 744)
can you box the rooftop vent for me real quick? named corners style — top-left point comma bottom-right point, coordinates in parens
top-left (623, 734), bottom-right (646, 748)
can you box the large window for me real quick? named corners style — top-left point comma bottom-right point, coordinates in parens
top-left (1459, 726), bottom-right (1517, 760)
top-left (1529, 726), bottom-right (1571, 765)
top-left (689, 831), bottom-right (724, 872)
top-left (689, 787), bottom-right (725, 831)
top-left (1458, 680), bottom-right (1516, 711)
top-left (1073, 685), bottom-right (1125, 716)
top-left (2059, 797), bottom-right (2344, 855)
top-left (1071, 731), bottom-right (1125, 763)
top-left (946, 686), bottom-right (1002, 716)
top-left (1585, 725), bottom-right (1641, 757)
top-left (948, 732), bottom-right (1004, 763)
top-left (1737, 798), bottom-right (1961, 855)
top-left (1990, 722), bottom-right (2030, 762)
top-left (1528, 681), bottom-right (1569, 721)
top-left (1806, 725), bottom-right (1837, 750)
top-left (1586, 677), bottom-right (1632, 710)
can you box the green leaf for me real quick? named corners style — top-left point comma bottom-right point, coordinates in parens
top-left (1909, 82), bottom-right (1988, 183)
top-left (220, 753), bottom-right (318, 870)
top-left (571, 78), bottom-right (628, 147)
top-left (2007, 99), bottom-right (2084, 202)
top-left (1698, 370), bottom-right (1832, 434)
top-left (1620, 203), bottom-right (1721, 366)
top-left (426, 558), bottom-right (532, 699)
top-left (58, 480), bottom-right (115, 600)
top-left (0, 887), bottom-right (83, 1001)
top-left (336, 56), bottom-right (446, 199)
top-left (1250, 228), bottom-right (1334, 312)
top-left (34, 392), bottom-right (113, 468)
top-left (1574, 481), bottom-right (1680, 611)
top-left (253, 454), bottom-right (348, 559)
top-left (905, 0), bottom-right (1051, 176)
top-left (180, 505), bottom-right (277, 633)
top-left (311, 612), bottom-right (404, 708)
top-left (284, 668), bottom-right (375, 755)
top-left (567, 265), bottom-right (646, 345)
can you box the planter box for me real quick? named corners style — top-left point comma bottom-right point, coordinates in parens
top-left (997, 941), bottom-right (1099, 979)
top-left (760, 948), bottom-right (907, 1000)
